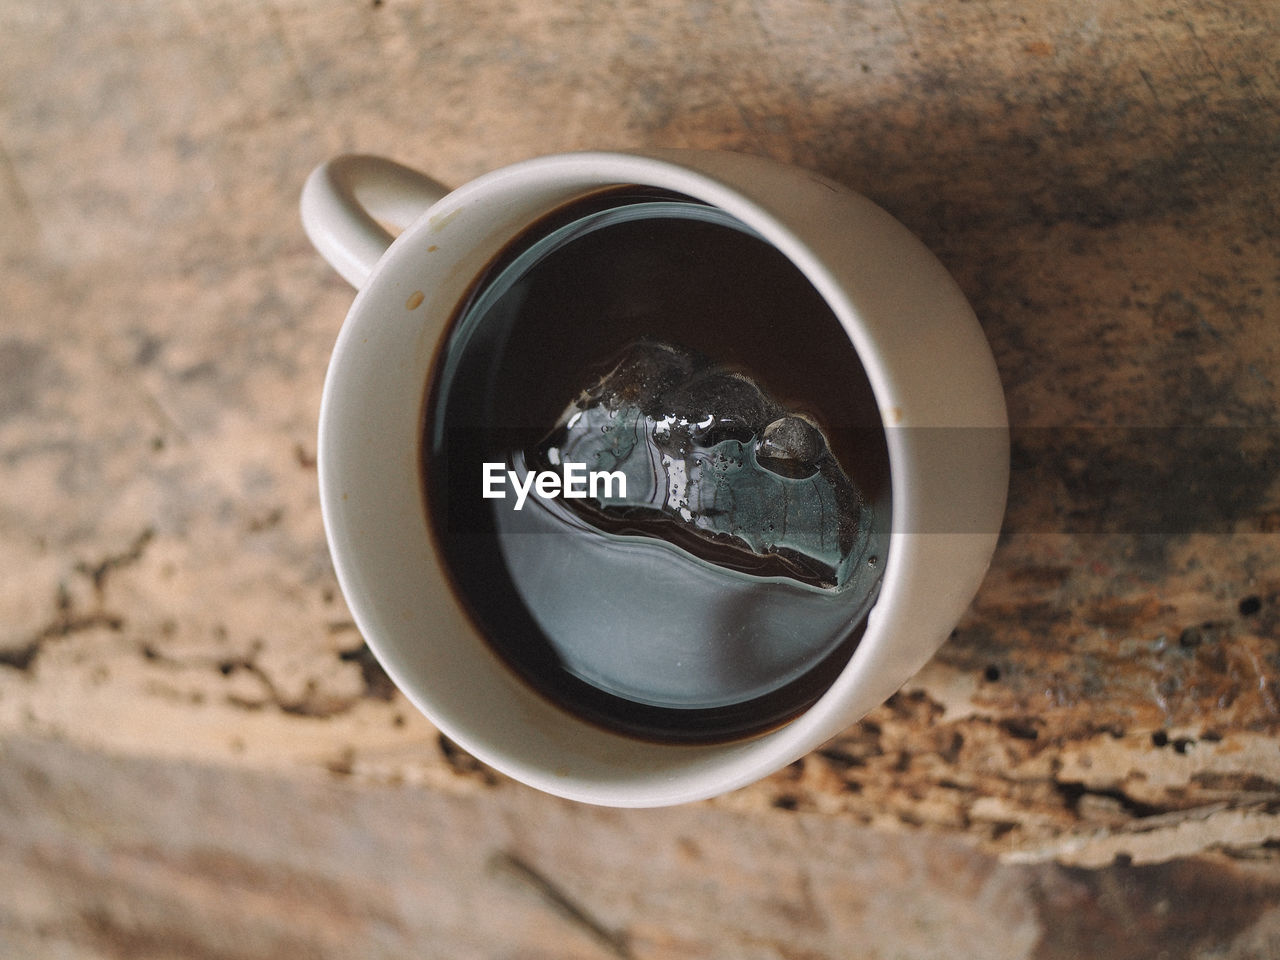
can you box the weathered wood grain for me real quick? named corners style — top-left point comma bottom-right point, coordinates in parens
top-left (1, 0), bottom-right (1277, 955)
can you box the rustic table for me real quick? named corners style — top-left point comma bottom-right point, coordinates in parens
top-left (2, 1), bottom-right (1277, 957)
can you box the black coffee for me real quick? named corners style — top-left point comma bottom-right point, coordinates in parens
top-left (422, 187), bottom-right (890, 743)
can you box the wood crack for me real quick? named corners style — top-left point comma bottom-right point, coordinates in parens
top-left (0, 530), bottom-right (151, 672)
top-left (488, 851), bottom-right (634, 959)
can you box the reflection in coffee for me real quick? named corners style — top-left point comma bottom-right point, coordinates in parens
top-left (423, 188), bottom-right (890, 743)
top-left (528, 340), bottom-right (868, 591)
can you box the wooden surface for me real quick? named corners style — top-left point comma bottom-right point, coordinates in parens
top-left (2, 0), bottom-right (1279, 956)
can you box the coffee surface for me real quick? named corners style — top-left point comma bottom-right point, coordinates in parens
top-left (424, 188), bottom-right (889, 742)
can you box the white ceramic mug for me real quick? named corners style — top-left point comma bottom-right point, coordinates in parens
top-left (301, 149), bottom-right (1008, 806)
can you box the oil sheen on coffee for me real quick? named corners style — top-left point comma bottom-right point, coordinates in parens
top-left (423, 188), bottom-right (890, 743)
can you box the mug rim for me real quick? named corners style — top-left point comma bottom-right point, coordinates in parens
top-left (317, 149), bottom-right (1007, 805)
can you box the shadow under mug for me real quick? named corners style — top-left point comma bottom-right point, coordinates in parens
top-left (301, 149), bottom-right (1008, 807)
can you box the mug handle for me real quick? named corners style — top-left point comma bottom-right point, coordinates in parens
top-left (301, 155), bottom-right (450, 289)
